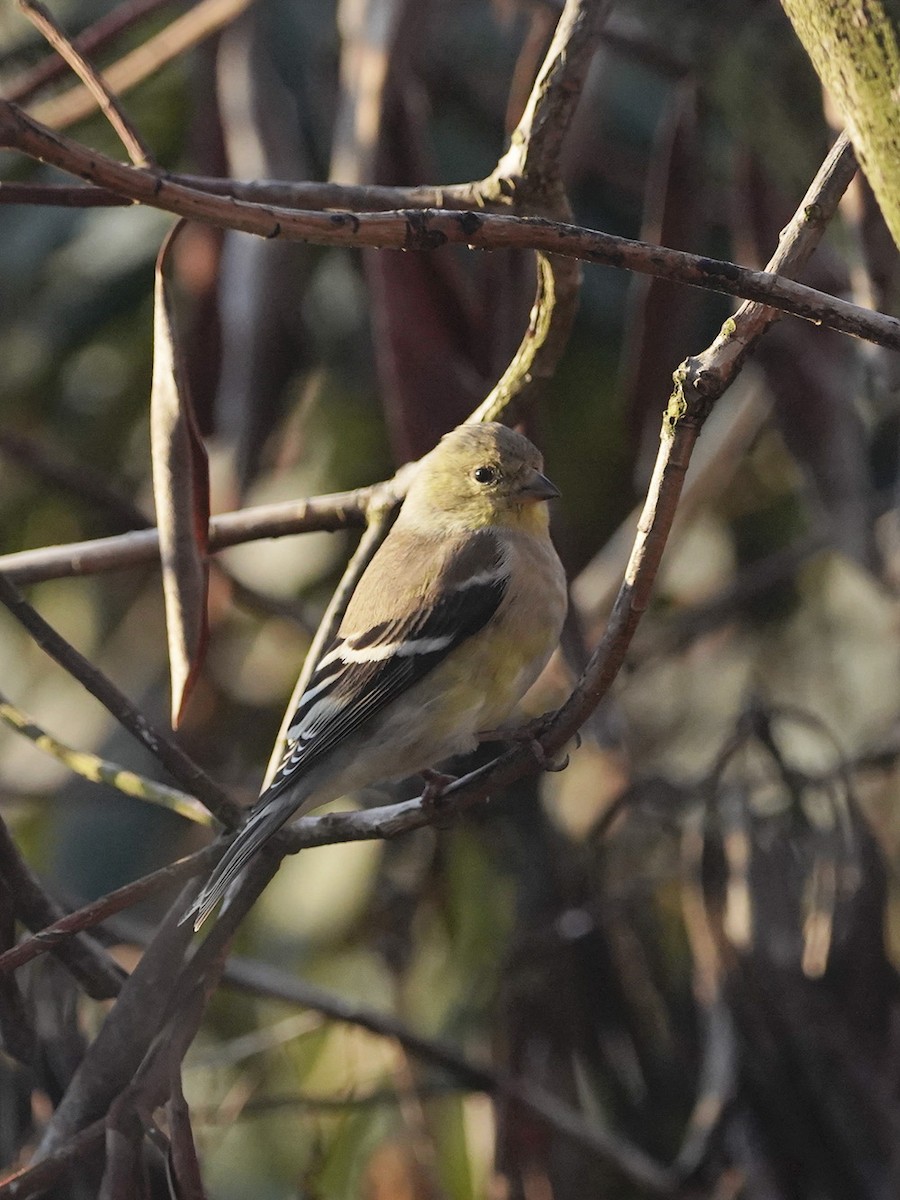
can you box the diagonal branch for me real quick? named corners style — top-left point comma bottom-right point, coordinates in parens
top-left (5, 0), bottom-right (174, 106)
top-left (16, 0), bottom-right (153, 166)
top-left (0, 575), bottom-right (241, 828)
top-left (0, 688), bottom-right (211, 825)
top-left (25, 0), bottom-right (255, 133)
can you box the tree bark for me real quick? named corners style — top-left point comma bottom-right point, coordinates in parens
top-left (781, 0), bottom-right (900, 249)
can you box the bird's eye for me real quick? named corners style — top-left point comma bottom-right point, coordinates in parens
top-left (473, 465), bottom-right (497, 485)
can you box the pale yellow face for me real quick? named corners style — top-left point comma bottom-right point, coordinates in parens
top-left (401, 422), bottom-right (559, 532)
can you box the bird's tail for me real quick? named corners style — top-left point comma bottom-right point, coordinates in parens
top-left (182, 795), bottom-right (298, 931)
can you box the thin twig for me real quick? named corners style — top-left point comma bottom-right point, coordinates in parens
top-left (0, 689), bottom-right (211, 825)
top-left (464, 0), bottom-right (611, 425)
top-left (17, 0), bottom-right (154, 166)
top-left (0, 846), bottom-right (219, 977)
top-left (219, 954), bottom-right (675, 1194)
top-left (0, 575), bottom-right (241, 828)
top-left (5, 0), bottom-right (175, 105)
top-left (27, 0), bottom-right (256, 132)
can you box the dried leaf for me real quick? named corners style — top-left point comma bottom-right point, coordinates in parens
top-left (151, 220), bottom-right (210, 728)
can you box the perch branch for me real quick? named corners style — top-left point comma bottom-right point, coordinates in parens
top-left (5, 0), bottom-right (174, 105)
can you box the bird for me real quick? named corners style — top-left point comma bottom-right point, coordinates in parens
top-left (186, 421), bottom-right (567, 929)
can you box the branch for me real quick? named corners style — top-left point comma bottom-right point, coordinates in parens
top-left (0, 688), bottom-right (212, 825)
top-left (0, 575), bottom-right (241, 828)
top-left (0, 176), bottom-right (491, 211)
top-left (25, 0), bottom-right (255, 132)
top-left (219, 955), bottom-right (675, 1195)
top-left (5, 0), bottom-right (174, 106)
top-left (491, 0), bottom-right (608, 197)
top-left (0, 846), bottom-right (218, 977)
top-left (16, 0), bottom-right (153, 166)
top-left (0, 486), bottom-right (369, 585)
top-left (0, 1119), bottom-right (106, 1199)
top-left (462, 0), bottom-right (611, 425)
top-left (0, 103), bottom-right (895, 350)
top-left (528, 139), bottom-right (860, 766)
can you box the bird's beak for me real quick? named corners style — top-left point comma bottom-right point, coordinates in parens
top-left (518, 468), bottom-right (561, 503)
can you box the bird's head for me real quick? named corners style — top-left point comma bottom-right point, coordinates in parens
top-left (400, 422), bottom-right (560, 533)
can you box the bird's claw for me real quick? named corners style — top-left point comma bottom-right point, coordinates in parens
top-left (420, 768), bottom-right (457, 809)
top-left (525, 738), bottom-right (569, 773)
top-left (477, 717), bottom-right (570, 774)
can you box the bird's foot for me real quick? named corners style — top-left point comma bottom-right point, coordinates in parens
top-left (477, 716), bottom-right (571, 773)
top-left (420, 768), bottom-right (458, 809)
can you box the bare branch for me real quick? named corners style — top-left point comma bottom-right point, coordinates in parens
top-left (0, 487), bottom-right (368, 585)
top-left (26, 0), bottom-right (256, 132)
top-left (465, 0), bottom-right (611, 426)
top-left (0, 103), bottom-right (894, 349)
top-left (0, 1119), bottom-right (106, 1199)
top-left (0, 176), bottom-right (490, 212)
top-left (0, 689), bottom-right (212, 825)
top-left (16, 0), bottom-right (153, 166)
top-left (5, 0), bottom-right (174, 106)
top-left (0, 575), bottom-right (241, 828)
top-left (219, 954), bottom-right (675, 1194)
top-left (529, 139), bottom-right (860, 767)
top-left (492, 0), bottom-right (611, 198)
top-left (34, 885), bottom-right (198, 1157)
top-left (0, 846), bottom-right (218, 977)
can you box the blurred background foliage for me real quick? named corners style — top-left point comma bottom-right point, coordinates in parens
top-left (2, 0), bottom-right (900, 1196)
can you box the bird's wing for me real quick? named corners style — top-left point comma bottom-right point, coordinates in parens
top-left (264, 528), bottom-right (509, 801)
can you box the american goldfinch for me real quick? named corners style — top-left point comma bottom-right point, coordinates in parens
top-left (188, 422), bottom-right (567, 929)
